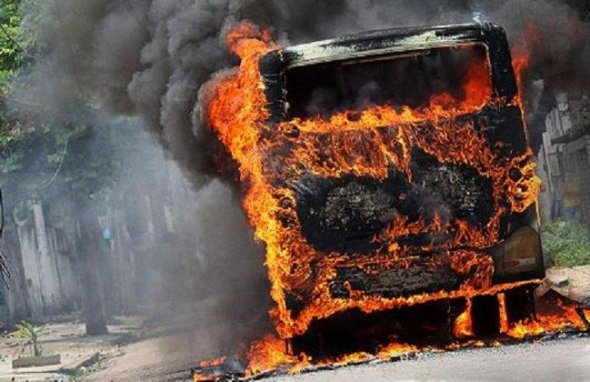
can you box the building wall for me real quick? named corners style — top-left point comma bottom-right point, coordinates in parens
top-left (563, 135), bottom-right (590, 224)
top-left (0, 156), bottom-right (201, 326)
top-left (11, 201), bottom-right (78, 320)
top-left (539, 91), bottom-right (590, 226)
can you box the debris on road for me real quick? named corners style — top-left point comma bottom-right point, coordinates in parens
top-left (536, 266), bottom-right (590, 307)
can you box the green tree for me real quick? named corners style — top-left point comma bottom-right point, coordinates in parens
top-left (0, 0), bottom-right (24, 129)
top-left (0, 0), bottom-right (23, 88)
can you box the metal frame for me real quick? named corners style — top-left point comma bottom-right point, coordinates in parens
top-left (260, 23), bottom-right (518, 123)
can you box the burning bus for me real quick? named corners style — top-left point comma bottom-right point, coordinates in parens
top-left (205, 22), bottom-right (544, 362)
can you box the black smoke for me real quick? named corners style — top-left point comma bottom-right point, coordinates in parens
top-left (11, 0), bottom-right (590, 180)
top-left (8, 0), bottom-right (590, 360)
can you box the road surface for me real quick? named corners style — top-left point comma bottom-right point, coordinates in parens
top-left (272, 335), bottom-right (590, 382)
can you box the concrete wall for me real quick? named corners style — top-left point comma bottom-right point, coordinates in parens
top-left (1, 157), bottom-right (201, 325)
top-left (12, 201), bottom-right (78, 320)
top-left (539, 91), bottom-right (590, 226)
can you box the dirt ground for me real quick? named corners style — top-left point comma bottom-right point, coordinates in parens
top-left (0, 315), bottom-right (240, 381)
top-left (81, 333), bottom-right (194, 382)
top-left (0, 292), bottom-right (268, 381)
top-left (0, 316), bottom-right (144, 381)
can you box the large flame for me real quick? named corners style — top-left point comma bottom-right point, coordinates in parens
top-left (507, 299), bottom-right (588, 339)
top-left (239, 298), bottom-right (587, 377)
top-left (196, 22), bottom-right (574, 379)
top-left (205, 22), bottom-right (541, 338)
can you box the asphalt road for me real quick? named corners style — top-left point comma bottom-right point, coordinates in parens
top-left (272, 335), bottom-right (590, 382)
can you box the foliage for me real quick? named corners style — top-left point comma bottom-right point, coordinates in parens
top-left (541, 220), bottom-right (590, 267)
top-left (0, 2), bottom-right (148, 218)
top-left (0, 0), bottom-right (23, 89)
top-left (15, 320), bottom-right (46, 357)
top-left (0, 117), bottom-right (152, 217)
top-left (0, 0), bottom-right (25, 127)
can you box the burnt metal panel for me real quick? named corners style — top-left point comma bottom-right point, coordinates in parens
top-left (329, 263), bottom-right (460, 299)
top-left (260, 23), bottom-right (518, 122)
top-left (254, 23), bottom-right (542, 335)
top-left (294, 149), bottom-right (494, 254)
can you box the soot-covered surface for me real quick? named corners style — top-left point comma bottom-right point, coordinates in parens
top-left (294, 149), bottom-right (494, 254)
top-left (329, 263), bottom-right (460, 299)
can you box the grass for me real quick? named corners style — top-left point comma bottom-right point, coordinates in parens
top-left (541, 220), bottom-right (590, 267)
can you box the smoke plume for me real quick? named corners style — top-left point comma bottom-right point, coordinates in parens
top-left (9, 0), bottom-right (590, 358)
top-left (11, 0), bottom-right (590, 178)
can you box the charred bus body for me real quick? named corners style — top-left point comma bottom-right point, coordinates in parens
top-left (257, 24), bottom-right (543, 355)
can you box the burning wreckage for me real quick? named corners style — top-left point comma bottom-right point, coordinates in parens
top-left (196, 23), bottom-right (588, 380)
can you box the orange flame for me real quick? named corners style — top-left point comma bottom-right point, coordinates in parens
top-left (245, 334), bottom-right (305, 376)
top-left (198, 22), bottom-right (554, 376)
top-left (195, 299), bottom-right (588, 381)
top-left (507, 300), bottom-right (587, 339)
top-left (453, 299), bottom-right (474, 338)
top-left (205, 22), bottom-right (541, 340)
top-left (498, 293), bottom-right (509, 333)
top-left (241, 334), bottom-right (420, 377)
